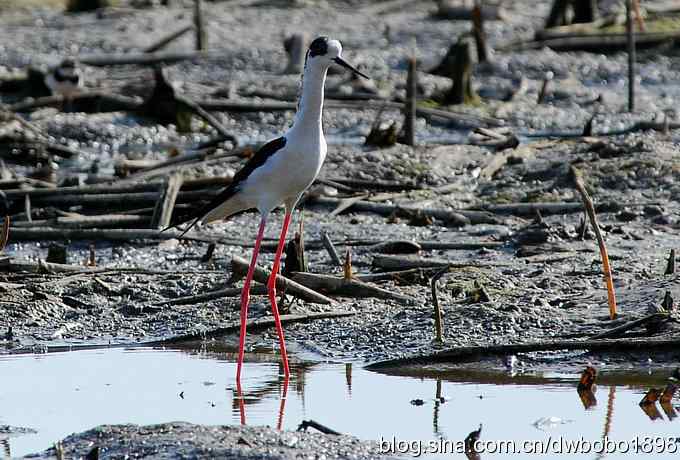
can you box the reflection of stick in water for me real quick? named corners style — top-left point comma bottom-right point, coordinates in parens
top-left (595, 386), bottom-right (616, 460)
top-left (1, 439), bottom-right (10, 459)
top-left (433, 379), bottom-right (443, 437)
top-left (345, 363), bottom-right (352, 397)
top-left (660, 384), bottom-right (678, 420)
top-left (639, 388), bottom-right (664, 421)
top-left (576, 366), bottom-right (598, 410)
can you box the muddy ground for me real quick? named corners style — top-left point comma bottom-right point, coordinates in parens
top-left (24, 422), bottom-right (383, 459)
top-left (0, 0), bottom-right (679, 374)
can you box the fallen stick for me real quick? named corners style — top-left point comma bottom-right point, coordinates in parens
top-left (328, 194), bottom-right (369, 218)
top-left (199, 99), bottom-right (504, 127)
top-left (144, 24), bottom-right (194, 53)
top-left (151, 311), bottom-right (354, 345)
top-left (176, 94), bottom-right (235, 141)
top-left (571, 166), bottom-right (618, 320)
top-left (297, 420), bottom-right (341, 436)
top-left (10, 214), bottom-right (149, 229)
top-left (6, 227), bottom-right (215, 243)
top-left (366, 337), bottom-right (680, 370)
top-left (23, 189), bottom-right (217, 209)
top-left (321, 231), bottom-right (342, 267)
top-left (365, 240), bottom-right (421, 255)
top-left (0, 258), bottom-right (95, 274)
top-left (12, 311), bottom-right (357, 353)
top-left (9, 92), bottom-right (142, 113)
top-left (480, 201), bottom-right (598, 216)
top-left (290, 272), bottom-right (420, 305)
top-left (311, 196), bottom-right (498, 226)
top-left (325, 177), bottom-right (420, 192)
top-left (500, 30), bottom-right (680, 53)
top-left (591, 312), bottom-right (670, 340)
top-left (230, 256), bottom-right (333, 305)
top-left (355, 267), bottom-right (443, 283)
top-left (372, 255), bottom-right (506, 272)
top-left (78, 50), bottom-right (220, 67)
top-left (153, 285), bottom-right (268, 307)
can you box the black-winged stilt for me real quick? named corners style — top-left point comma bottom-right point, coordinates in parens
top-left (174, 37), bottom-right (368, 381)
top-left (45, 59), bottom-right (83, 99)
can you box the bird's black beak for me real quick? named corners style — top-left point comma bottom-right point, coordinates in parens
top-left (334, 57), bottom-right (369, 79)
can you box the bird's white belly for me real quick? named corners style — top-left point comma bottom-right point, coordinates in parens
top-left (240, 141), bottom-right (326, 213)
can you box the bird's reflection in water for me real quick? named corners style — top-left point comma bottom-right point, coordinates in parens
top-left (231, 362), bottom-right (317, 429)
top-left (464, 424), bottom-right (482, 460)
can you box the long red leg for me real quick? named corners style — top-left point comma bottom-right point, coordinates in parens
top-left (236, 215), bottom-right (267, 382)
top-left (267, 211), bottom-right (292, 378)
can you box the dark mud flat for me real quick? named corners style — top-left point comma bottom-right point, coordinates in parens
top-left (25, 422), bottom-right (382, 460)
top-left (0, 0), bottom-right (680, 375)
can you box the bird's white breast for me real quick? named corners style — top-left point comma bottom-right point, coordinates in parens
top-left (240, 133), bottom-right (327, 214)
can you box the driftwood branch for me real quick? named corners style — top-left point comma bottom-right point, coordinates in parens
top-left (230, 256), bottom-right (333, 305)
top-left (291, 272), bottom-right (420, 305)
top-left (591, 312), bottom-right (670, 340)
top-left (367, 337), bottom-right (680, 370)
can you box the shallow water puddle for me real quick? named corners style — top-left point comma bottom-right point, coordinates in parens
top-left (1, 348), bottom-right (679, 458)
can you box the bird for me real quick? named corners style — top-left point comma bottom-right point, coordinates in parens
top-left (45, 59), bottom-right (83, 99)
top-left (170, 37), bottom-right (368, 381)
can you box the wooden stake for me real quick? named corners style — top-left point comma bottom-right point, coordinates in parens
top-left (472, 2), bottom-right (489, 63)
top-left (626, 0), bottom-right (636, 112)
top-left (194, 0), bottom-right (206, 51)
top-left (537, 71), bottom-right (553, 104)
top-left (665, 249), bottom-right (676, 275)
top-left (431, 265), bottom-right (447, 344)
top-left (0, 216), bottom-right (9, 252)
top-left (571, 166), bottom-right (618, 319)
top-left (283, 33), bottom-right (310, 75)
top-left (401, 55), bottom-right (417, 146)
top-left (152, 172), bottom-right (183, 230)
top-left (343, 248), bottom-right (353, 280)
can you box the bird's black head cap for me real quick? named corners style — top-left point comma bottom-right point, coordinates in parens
top-left (308, 36), bottom-right (329, 57)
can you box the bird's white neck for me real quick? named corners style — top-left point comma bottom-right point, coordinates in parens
top-left (290, 63), bottom-right (327, 137)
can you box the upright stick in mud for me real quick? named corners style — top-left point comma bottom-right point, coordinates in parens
top-left (626, 0), bottom-right (636, 112)
top-left (571, 166), bottom-right (618, 319)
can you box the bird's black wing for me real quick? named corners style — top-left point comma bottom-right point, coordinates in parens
top-left (165, 136), bottom-right (287, 237)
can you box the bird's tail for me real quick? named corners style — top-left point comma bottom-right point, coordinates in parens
top-left (161, 189), bottom-right (246, 237)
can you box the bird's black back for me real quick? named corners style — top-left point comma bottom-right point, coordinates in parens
top-left (168, 136), bottom-right (287, 236)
